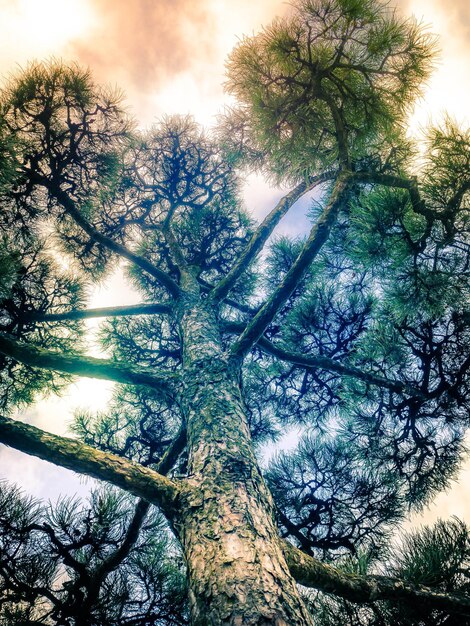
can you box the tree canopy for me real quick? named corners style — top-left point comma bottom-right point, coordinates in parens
top-left (0, 0), bottom-right (469, 624)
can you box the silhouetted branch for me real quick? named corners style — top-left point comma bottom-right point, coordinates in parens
top-left (0, 333), bottom-right (178, 399)
top-left (230, 174), bottom-right (352, 358)
top-left (223, 320), bottom-right (425, 398)
top-left (211, 171), bottom-right (335, 303)
top-left (45, 180), bottom-right (181, 298)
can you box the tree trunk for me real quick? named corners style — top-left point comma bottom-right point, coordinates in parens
top-left (174, 291), bottom-right (313, 626)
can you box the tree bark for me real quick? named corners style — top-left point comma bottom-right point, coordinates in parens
top-left (283, 542), bottom-right (470, 615)
top-left (174, 286), bottom-right (314, 626)
top-left (0, 415), bottom-right (179, 517)
top-left (3, 413), bottom-right (468, 620)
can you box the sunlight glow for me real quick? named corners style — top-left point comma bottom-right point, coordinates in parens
top-left (0, 0), bottom-right (94, 65)
top-left (406, 0), bottom-right (470, 134)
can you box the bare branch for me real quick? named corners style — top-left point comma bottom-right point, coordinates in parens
top-left (24, 303), bottom-right (172, 323)
top-left (230, 174), bottom-right (351, 358)
top-left (352, 171), bottom-right (433, 220)
top-left (46, 180), bottom-right (181, 298)
top-left (89, 424), bottom-right (186, 592)
top-left (0, 333), bottom-right (178, 400)
top-left (211, 171), bottom-right (335, 303)
top-left (283, 541), bottom-right (470, 616)
top-left (162, 218), bottom-right (193, 279)
top-left (0, 415), bottom-right (179, 518)
top-left (222, 321), bottom-right (425, 398)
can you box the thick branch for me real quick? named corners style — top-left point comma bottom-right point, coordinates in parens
top-left (211, 171), bottom-right (335, 303)
top-left (24, 303), bottom-right (172, 323)
top-left (0, 333), bottom-right (177, 399)
top-left (222, 320), bottom-right (424, 398)
top-left (0, 415), bottom-right (179, 517)
top-left (283, 541), bottom-right (470, 616)
top-left (47, 182), bottom-right (181, 298)
top-left (319, 90), bottom-right (350, 168)
top-left (230, 174), bottom-right (351, 358)
top-left (162, 219), bottom-right (193, 279)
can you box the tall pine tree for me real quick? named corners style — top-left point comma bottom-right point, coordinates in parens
top-left (0, 1), bottom-right (469, 623)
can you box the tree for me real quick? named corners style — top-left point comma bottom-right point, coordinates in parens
top-left (0, 0), bottom-right (469, 623)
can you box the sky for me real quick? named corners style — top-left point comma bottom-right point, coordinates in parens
top-left (0, 0), bottom-right (469, 526)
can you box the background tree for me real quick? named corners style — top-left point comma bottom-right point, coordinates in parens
top-left (0, 483), bottom-right (188, 626)
top-left (0, 0), bottom-right (469, 624)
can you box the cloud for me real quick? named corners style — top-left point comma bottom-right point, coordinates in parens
top-left (427, 0), bottom-right (469, 39)
top-left (61, 0), bottom-right (288, 125)
top-left (69, 0), bottom-right (216, 91)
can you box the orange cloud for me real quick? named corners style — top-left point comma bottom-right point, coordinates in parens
top-left (69, 0), bottom-right (215, 90)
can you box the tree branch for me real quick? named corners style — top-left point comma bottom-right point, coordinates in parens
top-left (319, 90), bottom-right (350, 168)
top-left (211, 171), bottom-right (335, 303)
top-left (230, 174), bottom-right (351, 358)
top-left (90, 424), bottom-right (186, 588)
top-left (222, 320), bottom-right (425, 398)
top-left (283, 541), bottom-right (470, 616)
top-left (24, 303), bottom-right (172, 323)
top-left (93, 499), bottom-right (150, 578)
top-left (352, 171), bottom-right (433, 220)
top-left (155, 423), bottom-right (187, 475)
top-left (45, 181), bottom-right (181, 298)
top-left (0, 415), bottom-right (179, 518)
top-left (0, 333), bottom-right (177, 400)
top-left (198, 276), bottom-right (259, 316)
top-left (162, 217), bottom-right (193, 279)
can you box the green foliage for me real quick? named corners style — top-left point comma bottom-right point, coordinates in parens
top-left (224, 0), bottom-right (436, 181)
top-left (423, 118), bottom-right (470, 216)
top-left (0, 0), bottom-right (468, 621)
top-left (126, 116), bottom-right (255, 298)
top-left (0, 60), bottom-right (133, 278)
top-left (73, 385), bottom-right (182, 468)
top-left (0, 232), bottom-right (86, 411)
top-left (0, 246), bottom-right (19, 302)
top-left (0, 482), bottom-right (188, 625)
top-left (392, 518), bottom-right (469, 588)
top-left (309, 518), bottom-right (470, 625)
top-left (268, 432), bottom-right (403, 558)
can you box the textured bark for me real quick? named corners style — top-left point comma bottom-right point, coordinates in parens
top-left (174, 285), bottom-right (314, 626)
top-left (3, 166), bottom-right (466, 623)
top-left (284, 541), bottom-right (470, 616)
top-left (0, 415), bottom-right (179, 517)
